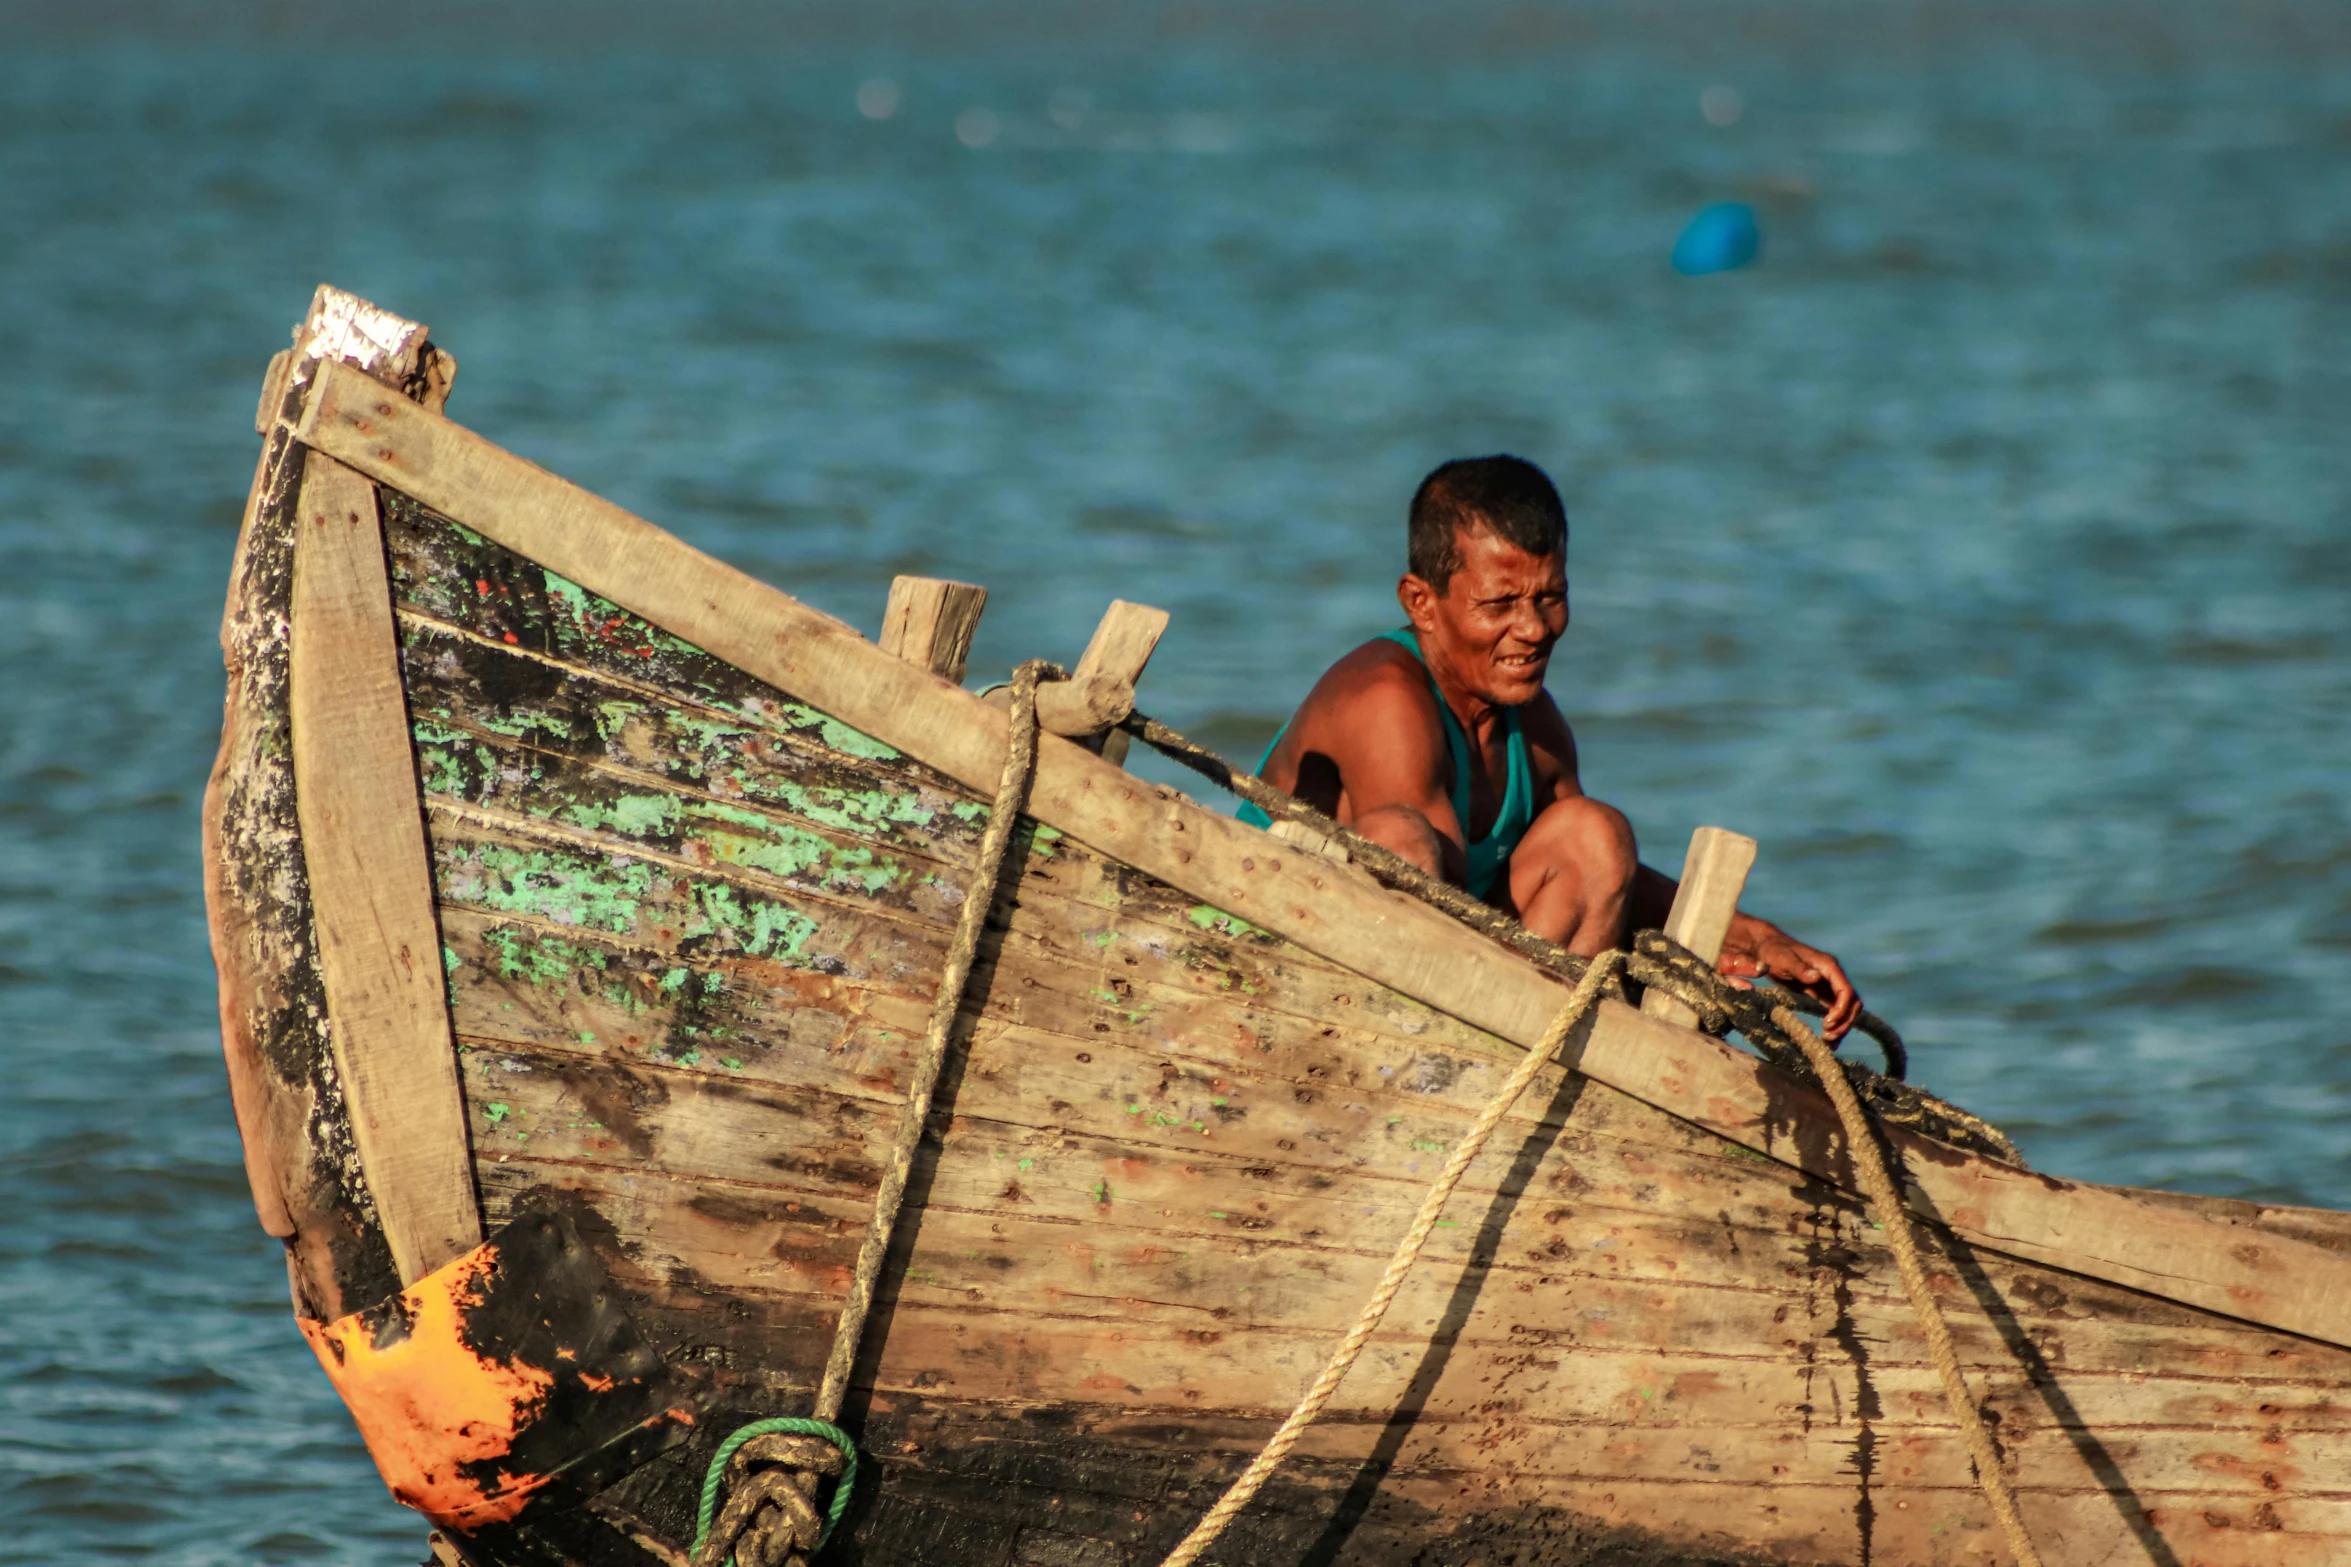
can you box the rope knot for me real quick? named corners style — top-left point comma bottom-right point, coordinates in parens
top-left (692, 1420), bottom-right (859, 1567)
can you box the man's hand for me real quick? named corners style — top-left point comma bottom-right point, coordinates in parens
top-left (1718, 914), bottom-right (1861, 1042)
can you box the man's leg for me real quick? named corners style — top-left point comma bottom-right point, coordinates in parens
top-left (1505, 796), bottom-right (1639, 955)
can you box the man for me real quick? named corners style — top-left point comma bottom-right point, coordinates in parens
top-left (1241, 454), bottom-right (1861, 1038)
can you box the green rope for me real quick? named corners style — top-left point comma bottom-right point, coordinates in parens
top-left (692, 1417), bottom-right (860, 1564)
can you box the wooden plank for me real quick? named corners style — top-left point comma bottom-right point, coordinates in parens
top-left (294, 357), bottom-right (2351, 1349)
top-left (462, 1042), bottom-right (2351, 1398)
top-left (1072, 598), bottom-right (1168, 767)
top-left (1641, 825), bottom-right (1756, 1027)
top-left (290, 451), bottom-right (482, 1282)
top-left (879, 575), bottom-right (988, 681)
top-left (854, 1410), bottom-right (2351, 1567)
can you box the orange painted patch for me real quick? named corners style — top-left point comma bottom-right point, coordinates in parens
top-left (299, 1245), bottom-right (555, 1529)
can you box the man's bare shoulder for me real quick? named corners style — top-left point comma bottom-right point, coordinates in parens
top-left (1296, 638), bottom-right (1438, 731)
top-left (1266, 636), bottom-right (1453, 815)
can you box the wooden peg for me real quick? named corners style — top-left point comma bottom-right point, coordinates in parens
top-left (1069, 599), bottom-right (1169, 765)
top-left (879, 576), bottom-right (988, 682)
top-left (1641, 825), bottom-right (1759, 1029)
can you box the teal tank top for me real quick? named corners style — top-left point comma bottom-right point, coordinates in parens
top-left (1239, 628), bottom-right (1537, 901)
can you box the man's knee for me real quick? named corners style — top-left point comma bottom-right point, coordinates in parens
top-left (1524, 796), bottom-right (1638, 893)
top-left (1353, 803), bottom-right (1447, 878)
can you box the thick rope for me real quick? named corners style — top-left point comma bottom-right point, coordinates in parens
top-left (1771, 1002), bottom-right (2043, 1567)
top-left (1155, 951), bottom-right (1628, 1567)
top-left (813, 658), bottom-right (1056, 1423)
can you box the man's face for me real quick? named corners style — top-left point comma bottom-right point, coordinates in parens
top-left (1402, 525), bottom-right (1568, 707)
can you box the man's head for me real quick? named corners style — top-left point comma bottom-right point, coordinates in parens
top-left (1399, 455), bottom-right (1569, 708)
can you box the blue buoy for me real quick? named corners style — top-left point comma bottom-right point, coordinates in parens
top-left (1672, 203), bottom-right (1761, 275)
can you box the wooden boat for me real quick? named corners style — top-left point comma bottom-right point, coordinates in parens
top-left (207, 288), bottom-right (2351, 1567)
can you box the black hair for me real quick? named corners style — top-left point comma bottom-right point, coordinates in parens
top-left (1406, 455), bottom-right (1567, 593)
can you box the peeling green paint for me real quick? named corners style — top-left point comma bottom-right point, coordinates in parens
top-left (692, 800), bottom-right (903, 892)
top-left (684, 880), bottom-right (820, 961)
top-left (591, 699), bottom-right (647, 741)
top-left (564, 792), bottom-right (683, 838)
top-left (466, 705), bottom-right (568, 743)
top-left (414, 740), bottom-right (470, 799)
top-left (449, 842), bottom-right (653, 934)
top-left (483, 1102), bottom-right (511, 1123)
top-left (741, 776), bottom-right (938, 837)
top-left (1187, 904), bottom-right (1271, 940)
top-left (776, 701), bottom-right (900, 761)
top-left (481, 925), bottom-right (606, 987)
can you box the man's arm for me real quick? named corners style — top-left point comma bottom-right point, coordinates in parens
top-left (1718, 919), bottom-right (1861, 1040)
top-left (1281, 648), bottom-right (1469, 884)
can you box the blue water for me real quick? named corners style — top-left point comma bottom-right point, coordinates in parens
top-left (2, 26), bottom-right (2347, 1564)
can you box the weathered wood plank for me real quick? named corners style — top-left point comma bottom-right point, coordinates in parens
top-left (1642, 826), bottom-right (1755, 1027)
top-left (291, 452), bottom-right (481, 1281)
top-left (475, 1134), bottom-right (2351, 1412)
top-left (295, 357), bottom-right (2351, 1348)
top-left (841, 1397), bottom-right (2350, 1567)
top-left (205, 286), bottom-right (453, 1317)
top-left (880, 576), bottom-right (988, 682)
